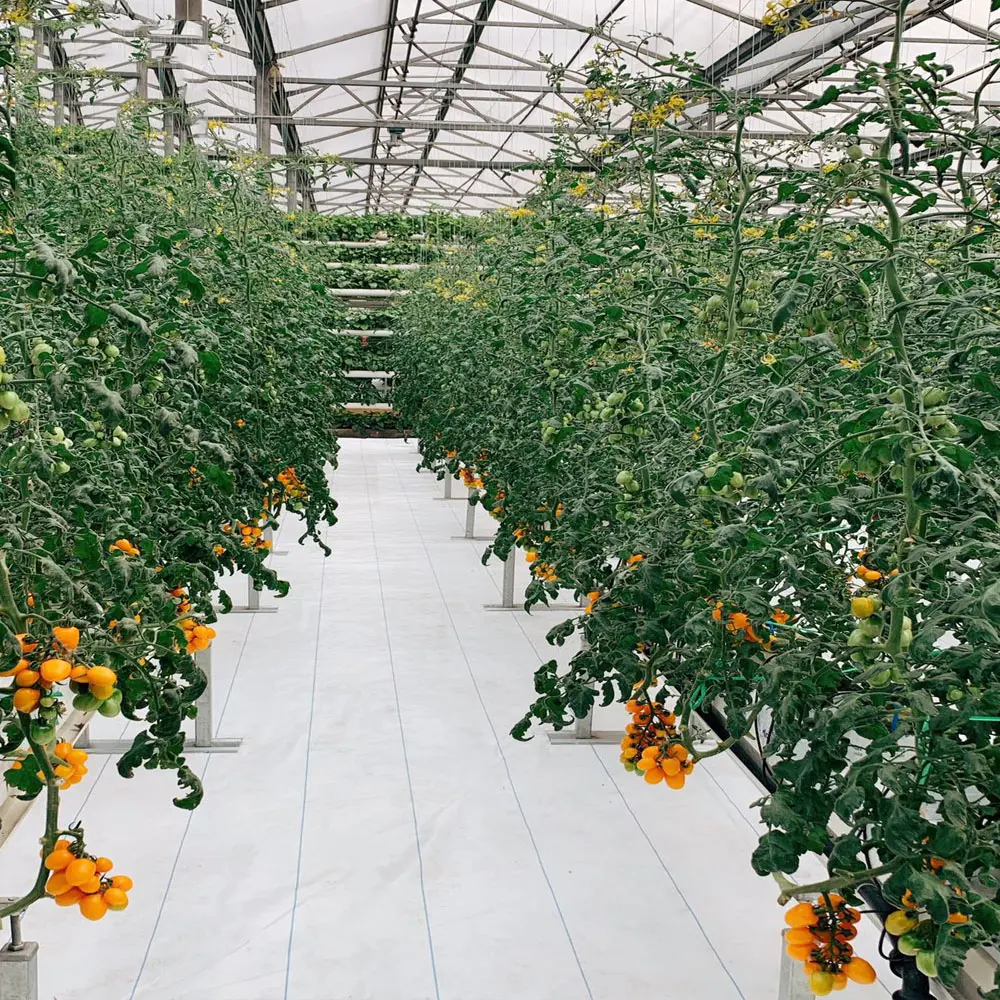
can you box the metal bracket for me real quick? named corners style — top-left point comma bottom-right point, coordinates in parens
top-left (434, 474), bottom-right (464, 500)
top-left (78, 648), bottom-right (242, 756)
top-left (547, 709), bottom-right (620, 745)
top-left (0, 911), bottom-right (37, 1000)
top-left (778, 930), bottom-right (815, 1000)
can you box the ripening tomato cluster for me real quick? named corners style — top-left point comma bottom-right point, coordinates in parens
top-left (784, 897), bottom-right (877, 994)
top-left (276, 466), bottom-right (308, 502)
top-left (459, 467), bottom-right (484, 489)
top-left (8, 740), bottom-right (89, 790)
top-left (222, 518), bottom-right (272, 551)
top-left (619, 699), bottom-right (694, 789)
top-left (108, 537), bottom-right (140, 558)
top-left (44, 841), bottom-right (132, 920)
top-left (180, 618), bottom-right (216, 654)
top-left (171, 586), bottom-right (193, 616)
top-left (3, 626), bottom-right (119, 720)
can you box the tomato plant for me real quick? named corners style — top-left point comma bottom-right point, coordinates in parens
top-left (0, 10), bottom-right (350, 923)
top-left (396, 18), bottom-right (1000, 995)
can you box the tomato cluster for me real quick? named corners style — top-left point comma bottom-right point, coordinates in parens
top-left (619, 699), bottom-right (693, 789)
top-left (784, 897), bottom-right (876, 994)
top-left (2, 627), bottom-right (119, 724)
top-left (44, 840), bottom-right (132, 921)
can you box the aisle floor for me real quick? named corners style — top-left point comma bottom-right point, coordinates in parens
top-left (0, 439), bottom-right (896, 1000)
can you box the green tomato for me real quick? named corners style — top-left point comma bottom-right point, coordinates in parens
top-left (30, 722), bottom-right (56, 745)
top-left (729, 471), bottom-right (744, 489)
top-left (55, 461), bottom-right (71, 475)
top-left (947, 686), bottom-right (964, 702)
top-left (98, 690), bottom-right (123, 717)
top-left (8, 401), bottom-right (29, 423)
top-left (868, 668), bottom-right (893, 686)
top-left (888, 387), bottom-right (905, 404)
top-left (599, 406), bottom-right (614, 420)
top-left (607, 392), bottom-right (626, 406)
top-left (847, 144), bottom-right (864, 161)
top-left (629, 398), bottom-right (645, 413)
top-left (104, 344), bottom-right (121, 359)
top-left (0, 390), bottom-right (18, 410)
top-left (0, 346), bottom-right (5, 365)
top-left (932, 419), bottom-right (960, 439)
top-left (739, 299), bottom-right (759, 316)
top-left (615, 470), bottom-right (634, 487)
top-left (705, 294), bottom-right (725, 314)
top-left (922, 387), bottom-right (947, 407)
top-left (897, 933), bottom-right (922, 957)
top-left (848, 627), bottom-right (872, 647)
top-left (85, 336), bottom-right (100, 348)
top-left (915, 951), bottom-right (938, 978)
top-left (72, 692), bottom-right (100, 712)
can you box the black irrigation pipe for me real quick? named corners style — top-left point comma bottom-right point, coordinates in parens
top-left (697, 701), bottom-right (932, 1000)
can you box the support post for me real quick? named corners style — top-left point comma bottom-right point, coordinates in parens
top-left (548, 636), bottom-right (619, 745)
top-left (452, 492), bottom-right (493, 541)
top-left (286, 164), bottom-right (297, 213)
top-left (444, 475), bottom-right (453, 499)
top-left (484, 550), bottom-right (518, 610)
top-left (0, 913), bottom-right (37, 1000)
top-left (778, 931), bottom-right (814, 1000)
top-left (227, 527), bottom-right (280, 611)
top-left (52, 80), bottom-right (64, 127)
top-left (255, 66), bottom-right (271, 155)
top-left (79, 647), bottom-right (241, 755)
top-left (163, 109), bottom-right (174, 155)
top-left (135, 33), bottom-right (148, 101)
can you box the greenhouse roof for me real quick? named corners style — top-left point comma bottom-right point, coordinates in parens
top-left (41, 0), bottom-right (1000, 213)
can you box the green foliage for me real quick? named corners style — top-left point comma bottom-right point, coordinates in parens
top-left (0, 20), bottom-right (348, 912)
top-left (395, 35), bottom-right (1000, 989)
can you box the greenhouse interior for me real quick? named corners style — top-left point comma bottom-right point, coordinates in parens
top-left (0, 0), bottom-right (997, 998)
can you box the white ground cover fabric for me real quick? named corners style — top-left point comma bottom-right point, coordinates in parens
top-left (0, 438), bottom-right (897, 999)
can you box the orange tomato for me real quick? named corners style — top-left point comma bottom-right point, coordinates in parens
top-left (78, 894), bottom-right (109, 921)
top-left (51, 627), bottom-right (80, 651)
top-left (86, 665), bottom-right (117, 688)
top-left (64, 858), bottom-right (97, 887)
top-left (44, 849), bottom-right (74, 872)
top-left (785, 901), bottom-right (819, 928)
top-left (39, 658), bottom-right (72, 683)
top-left (13, 688), bottom-right (40, 713)
top-left (103, 887), bottom-right (129, 911)
top-left (844, 957), bottom-right (877, 985)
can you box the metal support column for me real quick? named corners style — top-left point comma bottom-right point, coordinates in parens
top-left (286, 165), bottom-right (297, 213)
top-left (778, 931), bottom-right (815, 1000)
top-left (255, 67), bottom-right (271, 155)
top-left (548, 637), bottom-right (620, 745)
top-left (485, 550), bottom-right (517, 610)
top-left (452, 493), bottom-right (493, 540)
top-left (228, 527), bottom-right (280, 611)
top-left (444, 475), bottom-right (453, 499)
top-left (78, 647), bottom-right (241, 755)
top-left (0, 914), bottom-right (37, 1000)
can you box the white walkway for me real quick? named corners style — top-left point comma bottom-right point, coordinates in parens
top-left (0, 439), bottom-right (893, 1000)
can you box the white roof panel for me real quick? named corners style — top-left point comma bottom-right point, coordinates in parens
top-left (31, 0), bottom-right (1000, 213)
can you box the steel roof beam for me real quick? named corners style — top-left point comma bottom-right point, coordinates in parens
top-left (366, 1), bottom-right (400, 214)
top-left (402, 0), bottom-right (497, 210)
top-left (232, 0), bottom-right (316, 210)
